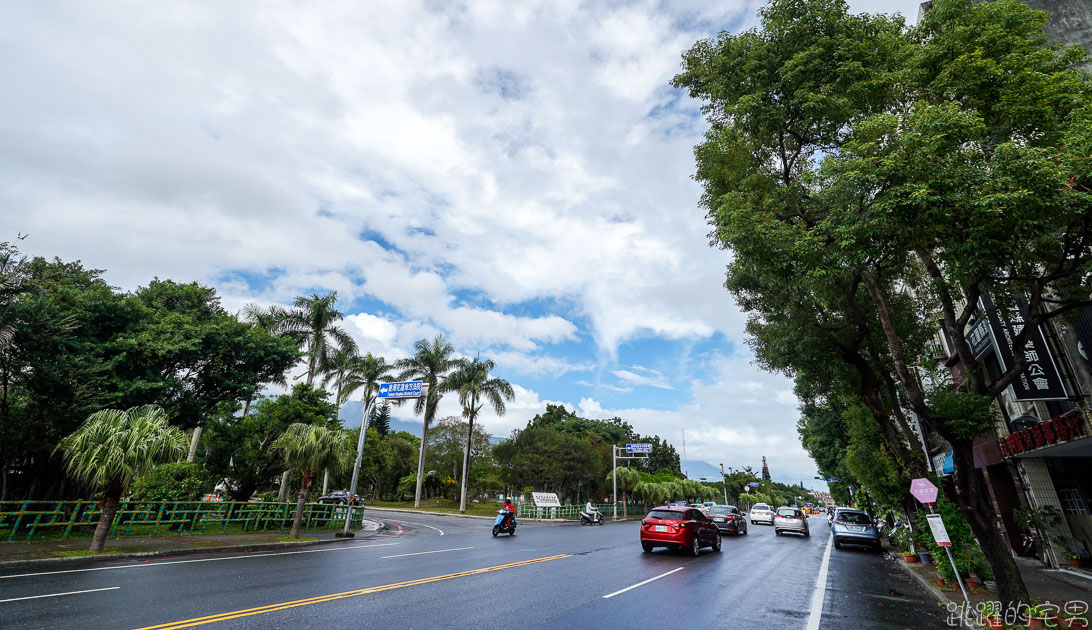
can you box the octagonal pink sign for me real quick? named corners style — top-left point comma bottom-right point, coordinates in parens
top-left (910, 478), bottom-right (938, 504)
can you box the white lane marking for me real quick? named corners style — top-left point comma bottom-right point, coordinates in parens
top-left (806, 533), bottom-right (834, 630)
top-left (0, 542), bottom-right (400, 580)
top-left (602, 567), bottom-right (685, 599)
top-left (0, 586), bottom-right (120, 603)
top-left (381, 546), bottom-right (473, 559)
top-left (384, 519), bottom-right (445, 536)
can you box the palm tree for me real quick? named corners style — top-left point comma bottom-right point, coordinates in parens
top-left (394, 336), bottom-right (458, 508)
top-left (57, 405), bottom-right (187, 551)
top-left (272, 423), bottom-right (354, 538)
top-left (607, 466), bottom-right (641, 518)
top-left (446, 355), bottom-right (513, 513)
top-left (275, 292), bottom-right (358, 385)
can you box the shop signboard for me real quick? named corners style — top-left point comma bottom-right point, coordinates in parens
top-left (998, 410), bottom-right (1085, 457)
top-left (980, 296), bottom-right (1068, 401)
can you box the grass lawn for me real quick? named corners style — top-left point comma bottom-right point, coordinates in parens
top-left (367, 498), bottom-right (503, 517)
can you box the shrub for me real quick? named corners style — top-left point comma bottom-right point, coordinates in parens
top-left (128, 462), bottom-right (212, 501)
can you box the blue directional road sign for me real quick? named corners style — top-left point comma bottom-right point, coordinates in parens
top-left (625, 443), bottom-right (652, 453)
top-left (749, 482), bottom-right (760, 487)
top-left (377, 381), bottom-right (424, 399)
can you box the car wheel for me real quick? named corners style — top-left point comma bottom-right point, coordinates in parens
top-left (642, 542), bottom-right (653, 553)
top-left (690, 534), bottom-right (701, 556)
top-left (834, 540), bottom-right (841, 549)
top-left (775, 529), bottom-right (781, 536)
top-left (804, 529), bottom-right (810, 538)
top-left (713, 532), bottom-right (722, 552)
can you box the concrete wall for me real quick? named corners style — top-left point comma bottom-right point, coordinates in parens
top-left (1026, 0), bottom-right (1092, 71)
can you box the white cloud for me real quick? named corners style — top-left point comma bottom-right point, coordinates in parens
top-left (610, 366), bottom-right (673, 389)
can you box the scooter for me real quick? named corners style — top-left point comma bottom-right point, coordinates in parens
top-left (493, 509), bottom-right (517, 537)
top-left (580, 510), bottom-right (604, 525)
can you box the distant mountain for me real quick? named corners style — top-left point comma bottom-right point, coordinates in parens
top-left (684, 460), bottom-right (725, 482)
top-left (338, 401), bottom-right (423, 437)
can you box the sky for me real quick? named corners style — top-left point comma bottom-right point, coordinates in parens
top-left (1, 0), bottom-right (924, 491)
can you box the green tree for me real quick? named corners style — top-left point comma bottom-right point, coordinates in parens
top-left (370, 402), bottom-right (392, 437)
top-left (203, 384), bottom-right (337, 500)
top-left (394, 336), bottom-right (458, 508)
top-left (608, 466), bottom-right (641, 517)
top-left (272, 422), bottom-right (353, 538)
top-left (275, 292), bottom-right (358, 386)
top-left (128, 462), bottom-right (212, 502)
top-left (671, 0), bottom-right (1091, 606)
top-left (446, 355), bottom-right (514, 513)
top-left (57, 405), bottom-right (187, 551)
top-left (761, 457), bottom-right (771, 482)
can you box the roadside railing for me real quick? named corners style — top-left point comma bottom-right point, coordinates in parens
top-left (516, 502), bottom-right (643, 520)
top-left (0, 500), bottom-right (366, 542)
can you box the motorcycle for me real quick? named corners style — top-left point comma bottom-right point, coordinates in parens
top-left (580, 509), bottom-right (604, 525)
top-left (493, 509), bottom-right (517, 537)
top-left (1019, 531), bottom-right (1036, 557)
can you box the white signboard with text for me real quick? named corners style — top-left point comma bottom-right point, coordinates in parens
top-left (531, 492), bottom-right (561, 507)
top-left (926, 513), bottom-right (952, 547)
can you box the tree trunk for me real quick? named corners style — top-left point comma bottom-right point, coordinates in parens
top-left (322, 469), bottom-right (329, 496)
top-left (622, 491), bottom-right (628, 518)
top-left (949, 440), bottom-right (1028, 612)
top-left (186, 424), bottom-right (203, 463)
top-left (458, 405), bottom-right (477, 514)
top-left (278, 470), bottom-right (291, 502)
top-left (90, 480), bottom-right (123, 552)
top-left (289, 472), bottom-right (314, 539)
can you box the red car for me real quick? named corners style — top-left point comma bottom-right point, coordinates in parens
top-left (640, 506), bottom-right (722, 556)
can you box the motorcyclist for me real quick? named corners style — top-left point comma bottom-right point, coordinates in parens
top-left (581, 500), bottom-right (599, 523)
top-left (502, 499), bottom-right (516, 527)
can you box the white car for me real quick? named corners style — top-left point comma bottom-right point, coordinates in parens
top-left (749, 502), bottom-right (774, 525)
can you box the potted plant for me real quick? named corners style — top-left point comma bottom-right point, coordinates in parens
top-left (1066, 552), bottom-right (1084, 567)
top-left (1027, 603), bottom-right (1058, 630)
top-left (981, 603), bottom-right (1004, 629)
top-left (915, 534), bottom-right (932, 563)
top-left (964, 575), bottom-right (979, 590)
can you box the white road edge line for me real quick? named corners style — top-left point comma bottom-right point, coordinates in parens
top-left (383, 519), bottom-right (445, 536)
top-left (807, 533), bottom-right (834, 630)
top-left (0, 586), bottom-right (120, 603)
top-left (0, 542), bottom-right (400, 580)
top-left (381, 546), bottom-right (473, 559)
top-left (602, 567), bottom-right (684, 599)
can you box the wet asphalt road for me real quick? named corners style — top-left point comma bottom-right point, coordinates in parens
top-left (0, 511), bottom-right (951, 630)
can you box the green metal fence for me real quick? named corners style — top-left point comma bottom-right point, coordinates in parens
top-left (516, 502), bottom-right (643, 520)
top-left (0, 500), bottom-right (367, 542)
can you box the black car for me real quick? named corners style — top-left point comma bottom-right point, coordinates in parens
top-left (317, 490), bottom-right (362, 505)
top-left (707, 505), bottom-right (748, 536)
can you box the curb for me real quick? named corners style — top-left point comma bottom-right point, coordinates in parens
top-left (890, 552), bottom-right (953, 606)
top-left (0, 524), bottom-right (386, 570)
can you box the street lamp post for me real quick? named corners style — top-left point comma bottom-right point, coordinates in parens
top-left (720, 463), bottom-right (729, 505)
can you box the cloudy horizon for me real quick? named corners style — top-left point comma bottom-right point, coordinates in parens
top-left (2, 0), bottom-right (924, 490)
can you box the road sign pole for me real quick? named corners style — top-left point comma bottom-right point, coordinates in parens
top-left (929, 503), bottom-right (972, 613)
top-left (612, 446), bottom-right (618, 520)
top-left (338, 398), bottom-right (372, 537)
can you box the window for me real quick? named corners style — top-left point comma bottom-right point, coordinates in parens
top-left (837, 511), bottom-right (872, 524)
top-left (646, 510), bottom-right (684, 520)
top-left (1058, 488), bottom-right (1089, 515)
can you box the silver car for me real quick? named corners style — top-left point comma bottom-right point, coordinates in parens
top-left (749, 502), bottom-right (774, 525)
top-left (773, 506), bottom-right (810, 537)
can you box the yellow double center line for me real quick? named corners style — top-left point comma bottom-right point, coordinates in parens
top-left (134, 554), bottom-right (571, 630)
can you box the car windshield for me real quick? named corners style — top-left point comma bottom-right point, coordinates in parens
top-left (752, 504), bottom-right (769, 510)
top-left (709, 506), bottom-right (732, 514)
top-left (646, 510), bottom-right (685, 520)
top-left (838, 512), bottom-right (872, 524)
top-left (777, 508), bottom-right (799, 517)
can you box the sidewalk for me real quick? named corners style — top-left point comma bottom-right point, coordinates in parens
top-left (0, 517), bottom-right (386, 568)
top-left (892, 545), bottom-right (1092, 612)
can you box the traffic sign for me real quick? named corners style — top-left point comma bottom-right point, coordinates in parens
top-left (625, 443), bottom-right (652, 453)
top-left (910, 478), bottom-right (939, 504)
top-left (749, 482), bottom-right (760, 487)
top-left (377, 381), bottom-right (424, 399)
